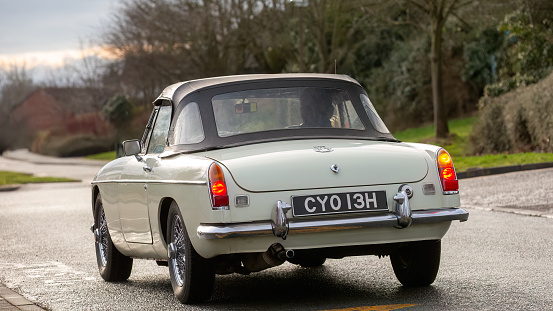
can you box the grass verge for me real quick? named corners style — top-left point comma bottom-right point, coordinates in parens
top-left (453, 153), bottom-right (553, 172)
top-left (393, 117), bottom-right (553, 172)
top-left (0, 171), bottom-right (77, 186)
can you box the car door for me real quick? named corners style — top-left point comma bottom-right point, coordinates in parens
top-left (118, 102), bottom-right (172, 244)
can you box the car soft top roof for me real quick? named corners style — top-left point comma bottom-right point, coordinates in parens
top-left (154, 74), bottom-right (398, 155)
top-left (153, 73), bottom-right (360, 109)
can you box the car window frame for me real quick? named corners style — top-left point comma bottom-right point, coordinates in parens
top-left (140, 109), bottom-right (158, 154)
top-left (142, 100), bottom-right (173, 155)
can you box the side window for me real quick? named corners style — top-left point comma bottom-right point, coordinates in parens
top-left (147, 105), bottom-right (172, 154)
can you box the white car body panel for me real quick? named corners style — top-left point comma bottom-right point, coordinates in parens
top-left (94, 139), bottom-right (461, 259)
top-left (203, 140), bottom-right (429, 192)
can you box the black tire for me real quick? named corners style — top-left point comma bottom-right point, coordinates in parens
top-left (390, 240), bottom-right (441, 287)
top-left (94, 194), bottom-right (133, 282)
top-left (167, 202), bottom-right (215, 304)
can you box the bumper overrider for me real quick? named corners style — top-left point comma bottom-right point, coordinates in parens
top-left (197, 191), bottom-right (469, 240)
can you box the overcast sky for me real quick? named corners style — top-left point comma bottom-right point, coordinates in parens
top-left (0, 0), bottom-right (118, 70)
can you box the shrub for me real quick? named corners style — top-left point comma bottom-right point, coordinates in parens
top-left (486, 9), bottom-right (553, 98)
top-left (33, 133), bottom-right (116, 157)
top-left (484, 73), bottom-right (536, 98)
top-left (470, 72), bottom-right (553, 154)
top-left (470, 101), bottom-right (511, 155)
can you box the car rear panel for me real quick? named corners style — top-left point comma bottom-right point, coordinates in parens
top-left (188, 140), bottom-right (461, 258)
top-left (204, 139), bottom-right (429, 192)
top-left (198, 139), bottom-right (458, 225)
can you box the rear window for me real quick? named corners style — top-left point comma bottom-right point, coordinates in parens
top-left (211, 87), bottom-right (365, 137)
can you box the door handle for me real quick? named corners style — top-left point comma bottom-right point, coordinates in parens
top-left (143, 166), bottom-right (152, 173)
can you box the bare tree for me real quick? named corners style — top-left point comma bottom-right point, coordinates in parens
top-left (0, 62), bottom-right (36, 117)
top-left (0, 62), bottom-right (36, 151)
top-left (101, 0), bottom-right (290, 104)
top-left (292, 0), bottom-right (375, 74)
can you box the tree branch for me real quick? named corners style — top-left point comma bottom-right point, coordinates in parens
top-left (437, 0), bottom-right (446, 18)
top-left (445, 0), bottom-right (474, 19)
top-left (386, 18), bottom-right (427, 31)
top-left (451, 11), bottom-right (473, 31)
top-left (405, 0), bottom-right (430, 13)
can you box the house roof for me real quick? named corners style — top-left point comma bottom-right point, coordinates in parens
top-left (39, 87), bottom-right (106, 114)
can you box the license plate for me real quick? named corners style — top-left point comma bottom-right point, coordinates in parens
top-left (292, 191), bottom-right (388, 217)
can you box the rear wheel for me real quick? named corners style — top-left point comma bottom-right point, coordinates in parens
top-left (390, 240), bottom-right (441, 287)
top-left (167, 202), bottom-right (215, 304)
top-left (94, 194), bottom-right (133, 282)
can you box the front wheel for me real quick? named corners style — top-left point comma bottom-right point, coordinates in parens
top-left (390, 240), bottom-right (441, 287)
top-left (167, 202), bottom-right (215, 304)
top-left (94, 194), bottom-right (133, 282)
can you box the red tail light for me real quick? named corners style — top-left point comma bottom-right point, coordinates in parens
top-left (437, 149), bottom-right (459, 193)
top-left (208, 163), bottom-right (229, 209)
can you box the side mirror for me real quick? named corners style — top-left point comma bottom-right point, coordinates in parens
top-left (122, 139), bottom-right (141, 156)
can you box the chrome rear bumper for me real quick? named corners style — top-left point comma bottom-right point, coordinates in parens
top-left (197, 208), bottom-right (469, 240)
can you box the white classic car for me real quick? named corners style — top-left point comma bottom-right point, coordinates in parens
top-left (91, 74), bottom-right (468, 304)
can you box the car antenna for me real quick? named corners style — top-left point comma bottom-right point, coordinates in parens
top-left (334, 59), bottom-right (337, 74)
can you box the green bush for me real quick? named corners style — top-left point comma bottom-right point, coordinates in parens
top-left (486, 9), bottom-right (553, 98)
top-left (102, 95), bottom-right (134, 128)
top-left (484, 73), bottom-right (536, 97)
top-left (36, 134), bottom-right (116, 157)
top-left (471, 72), bottom-right (553, 154)
top-left (462, 28), bottom-right (503, 93)
top-left (470, 101), bottom-right (511, 155)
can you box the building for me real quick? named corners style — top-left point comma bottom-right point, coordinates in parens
top-left (9, 87), bottom-right (112, 137)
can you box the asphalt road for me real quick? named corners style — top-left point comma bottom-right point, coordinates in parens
top-left (0, 157), bottom-right (552, 310)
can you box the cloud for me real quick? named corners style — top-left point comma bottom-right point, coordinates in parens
top-left (0, 0), bottom-right (116, 54)
top-left (0, 47), bottom-right (119, 84)
top-left (0, 47), bottom-right (117, 69)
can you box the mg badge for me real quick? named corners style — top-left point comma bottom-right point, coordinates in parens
top-left (330, 164), bottom-right (340, 173)
top-left (313, 146), bottom-right (333, 153)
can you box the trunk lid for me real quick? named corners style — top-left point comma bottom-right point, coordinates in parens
top-left (204, 139), bottom-right (428, 192)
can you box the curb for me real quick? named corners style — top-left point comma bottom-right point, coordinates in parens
top-left (457, 162), bottom-right (553, 179)
top-left (1, 150), bottom-right (108, 167)
top-left (0, 185), bottom-right (21, 192)
top-left (0, 283), bottom-right (45, 311)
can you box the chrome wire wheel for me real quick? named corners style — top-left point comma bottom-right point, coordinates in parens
top-left (170, 214), bottom-right (186, 287)
top-left (93, 194), bottom-right (133, 282)
top-left (166, 202), bottom-right (215, 304)
top-left (96, 208), bottom-right (109, 267)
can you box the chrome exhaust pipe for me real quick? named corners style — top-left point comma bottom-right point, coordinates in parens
top-left (285, 249), bottom-right (295, 259)
top-left (242, 243), bottom-right (293, 272)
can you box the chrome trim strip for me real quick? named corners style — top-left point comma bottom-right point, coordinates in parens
top-left (91, 180), bottom-right (206, 185)
top-left (197, 208), bottom-right (469, 240)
